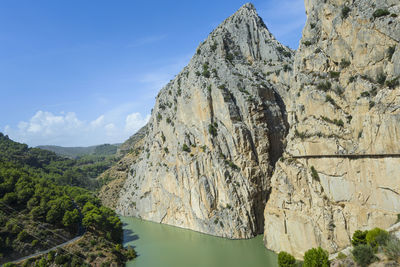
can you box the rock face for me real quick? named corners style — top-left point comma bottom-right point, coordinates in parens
top-left (99, 126), bottom-right (147, 209)
top-left (116, 3), bottom-right (294, 238)
top-left (264, 0), bottom-right (400, 258)
top-left (112, 0), bottom-right (400, 257)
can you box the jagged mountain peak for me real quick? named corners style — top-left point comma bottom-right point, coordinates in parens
top-left (239, 2), bottom-right (256, 10)
top-left (183, 3), bottom-right (293, 78)
top-left (198, 2), bottom-right (282, 63)
top-left (116, 3), bottom-right (295, 238)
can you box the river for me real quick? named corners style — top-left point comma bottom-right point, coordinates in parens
top-left (122, 216), bottom-right (278, 267)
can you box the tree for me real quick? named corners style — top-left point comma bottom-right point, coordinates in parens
top-left (62, 209), bottom-right (80, 231)
top-left (30, 205), bottom-right (47, 221)
top-left (17, 230), bottom-right (31, 242)
top-left (352, 244), bottom-right (375, 266)
top-left (82, 207), bottom-right (102, 230)
top-left (352, 230), bottom-right (368, 247)
top-left (366, 227), bottom-right (389, 248)
top-left (278, 251), bottom-right (296, 267)
top-left (384, 235), bottom-right (400, 261)
top-left (46, 205), bottom-right (64, 224)
top-left (303, 247), bottom-right (330, 267)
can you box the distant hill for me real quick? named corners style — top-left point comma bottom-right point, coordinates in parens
top-left (37, 143), bottom-right (120, 158)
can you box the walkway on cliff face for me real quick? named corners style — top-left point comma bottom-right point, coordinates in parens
top-left (290, 153), bottom-right (400, 159)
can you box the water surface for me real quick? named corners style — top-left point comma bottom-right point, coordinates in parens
top-left (122, 217), bottom-right (277, 267)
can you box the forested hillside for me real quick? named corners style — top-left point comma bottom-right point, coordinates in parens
top-left (0, 133), bottom-right (118, 190)
top-left (37, 143), bottom-right (119, 159)
top-left (0, 133), bottom-right (135, 266)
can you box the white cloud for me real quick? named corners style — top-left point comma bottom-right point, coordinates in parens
top-left (125, 112), bottom-right (150, 133)
top-left (90, 115), bottom-right (105, 127)
top-left (4, 110), bottom-right (150, 147)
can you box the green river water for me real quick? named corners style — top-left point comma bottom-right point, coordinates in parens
top-left (122, 216), bottom-right (278, 267)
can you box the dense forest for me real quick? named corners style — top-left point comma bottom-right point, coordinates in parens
top-left (37, 143), bottom-right (119, 159)
top-left (0, 133), bottom-right (119, 190)
top-left (0, 133), bottom-right (135, 266)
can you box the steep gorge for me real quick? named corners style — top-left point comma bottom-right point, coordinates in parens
top-left (115, 3), bottom-right (293, 238)
top-left (102, 0), bottom-right (400, 258)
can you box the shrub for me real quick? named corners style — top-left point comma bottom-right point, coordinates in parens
top-left (125, 246), bottom-right (137, 260)
top-left (387, 46), bottom-right (395, 61)
top-left (294, 129), bottom-right (310, 140)
top-left (55, 254), bottom-right (69, 265)
top-left (226, 53), bottom-right (234, 62)
top-left (208, 123), bottom-right (218, 137)
top-left (224, 159), bottom-right (239, 170)
top-left (352, 230), bottom-right (368, 247)
top-left (303, 41), bottom-right (312, 46)
top-left (352, 244), bottom-right (375, 266)
top-left (212, 69), bottom-right (218, 77)
top-left (202, 63), bottom-right (210, 78)
top-left (366, 227), bottom-right (389, 248)
top-left (303, 247), bottom-right (329, 267)
top-left (334, 86), bottom-right (344, 95)
top-left (386, 77), bottom-right (399, 89)
top-left (317, 81), bottom-right (332, 92)
top-left (369, 101), bottom-right (375, 109)
top-left (164, 148), bottom-right (169, 154)
top-left (329, 71), bottom-right (340, 79)
top-left (283, 64), bottom-right (292, 72)
top-left (337, 252), bottom-right (347, 259)
top-left (376, 73), bottom-right (387, 85)
top-left (373, 9), bottom-right (390, 18)
top-left (325, 95), bottom-right (337, 107)
top-left (277, 46), bottom-right (292, 57)
top-left (31, 239), bottom-right (39, 247)
top-left (17, 230), bottom-right (31, 242)
top-left (334, 119), bottom-right (344, 127)
top-left (349, 76), bottom-right (356, 83)
top-left (384, 235), bottom-right (400, 261)
top-left (278, 251), bottom-right (296, 267)
top-left (182, 144), bottom-right (190, 153)
top-left (156, 113), bottom-right (162, 122)
top-left (210, 42), bottom-right (217, 52)
top-left (360, 91), bottom-right (370, 97)
top-left (342, 6), bottom-right (351, 19)
top-left (340, 59), bottom-right (351, 68)
top-left (310, 166), bottom-right (320, 182)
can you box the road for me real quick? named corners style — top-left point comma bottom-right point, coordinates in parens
top-left (5, 235), bottom-right (83, 265)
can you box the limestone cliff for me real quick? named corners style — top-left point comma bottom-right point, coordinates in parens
top-left (264, 0), bottom-right (400, 258)
top-left (98, 126), bottom-right (147, 209)
top-left (116, 3), bottom-right (294, 238)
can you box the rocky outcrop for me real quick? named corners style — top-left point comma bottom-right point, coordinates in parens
top-left (116, 3), bottom-right (294, 238)
top-left (98, 128), bottom-right (146, 209)
top-left (264, 0), bottom-right (400, 258)
top-left (108, 0), bottom-right (400, 257)
top-left (116, 125), bottom-right (148, 157)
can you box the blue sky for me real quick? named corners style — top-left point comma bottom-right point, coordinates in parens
top-left (0, 0), bottom-right (306, 147)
